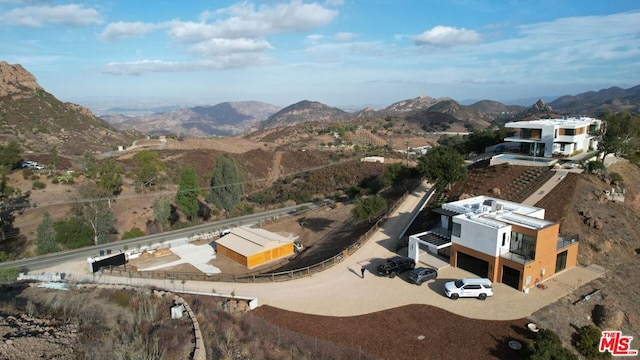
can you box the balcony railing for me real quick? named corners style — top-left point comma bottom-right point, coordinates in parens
top-left (500, 251), bottom-right (534, 265)
top-left (557, 234), bottom-right (579, 250)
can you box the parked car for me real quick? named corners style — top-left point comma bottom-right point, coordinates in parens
top-left (444, 278), bottom-right (493, 300)
top-left (376, 256), bottom-right (415, 278)
top-left (408, 267), bottom-right (438, 285)
top-left (21, 161), bottom-right (45, 170)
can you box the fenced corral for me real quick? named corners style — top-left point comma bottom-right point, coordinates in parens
top-left (100, 182), bottom-right (421, 283)
top-left (247, 312), bottom-right (380, 360)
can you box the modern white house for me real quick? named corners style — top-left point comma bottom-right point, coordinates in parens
top-left (503, 117), bottom-right (603, 157)
top-left (407, 196), bottom-right (579, 291)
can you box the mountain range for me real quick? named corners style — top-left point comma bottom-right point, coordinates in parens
top-left (99, 85), bottom-right (640, 137)
top-left (1, 60), bottom-right (639, 150)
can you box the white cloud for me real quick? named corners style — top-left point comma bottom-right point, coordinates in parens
top-left (414, 25), bottom-right (480, 47)
top-left (0, 0), bottom-right (53, 3)
top-left (0, 4), bottom-right (102, 27)
top-left (189, 37), bottom-right (272, 56)
top-left (334, 32), bottom-right (357, 42)
top-left (99, 21), bottom-right (160, 41)
top-left (102, 56), bottom-right (273, 75)
top-left (324, 0), bottom-right (343, 6)
top-left (305, 34), bottom-right (324, 44)
top-left (168, 1), bottom-right (338, 42)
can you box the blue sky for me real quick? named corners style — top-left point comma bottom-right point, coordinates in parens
top-left (1, 0), bottom-right (639, 109)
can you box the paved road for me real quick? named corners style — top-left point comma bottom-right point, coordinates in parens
top-left (40, 181), bottom-right (603, 320)
top-left (0, 202), bottom-right (313, 271)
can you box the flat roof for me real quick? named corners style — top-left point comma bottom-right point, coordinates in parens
top-left (443, 195), bottom-right (554, 230)
top-left (215, 227), bottom-right (293, 257)
top-left (505, 117), bottom-right (601, 128)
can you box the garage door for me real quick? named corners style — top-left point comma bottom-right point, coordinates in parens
top-left (456, 252), bottom-right (489, 278)
top-left (502, 265), bottom-right (520, 289)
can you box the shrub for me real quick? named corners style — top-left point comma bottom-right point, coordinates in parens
top-left (574, 324), bottom-right (610, 359)
top-left (122, 227), bottom-right (144, 240)
top-left (32, 180), bottom-right (46, 190)
top-left (109, 289), bottom-right (133, 307)
top-left (523, 328), bottom-right (578, 360)
top-left (53, 173), bottom-right (74, 185)
top-left (22, 168), bottom-right (33, 179)
top-left (0, 267), bottom-right (20, 282)
top-left (586, 161), bottom-right (606, 172)
top-left (609, 172), bottom-right (623, 182)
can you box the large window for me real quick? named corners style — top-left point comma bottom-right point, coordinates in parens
top-left (510, 232), bottom-right (536, 259)
top-left (452, 222), bottom-right (461, 237)
top-left (564, 128), bottom-right (575, 136)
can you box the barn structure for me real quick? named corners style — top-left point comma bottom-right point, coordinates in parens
top-left (214, 227), bottom-right (294, 269)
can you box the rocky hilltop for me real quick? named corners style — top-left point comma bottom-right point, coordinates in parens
top-left (383, 95), bottom-right (451, 114)
top-left (258, 100), bottom-right (349, 129)
top-left (0, 61), bottom-right (42, 98)
top-left (0, 61), bottom-right (138, 155)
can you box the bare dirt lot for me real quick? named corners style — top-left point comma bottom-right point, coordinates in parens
top-left (253, 304), bottom-right (534, 360)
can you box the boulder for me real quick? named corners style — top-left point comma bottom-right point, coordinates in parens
top-left (593, 300), bottom-right (625, 329)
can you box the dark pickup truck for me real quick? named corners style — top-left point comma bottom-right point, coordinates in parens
top-left (376, 256), bottom-right (416, 278)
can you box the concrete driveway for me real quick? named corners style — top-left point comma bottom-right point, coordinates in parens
top-left (42, 181), bottom-right (603, 320)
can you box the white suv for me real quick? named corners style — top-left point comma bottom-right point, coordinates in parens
top-left (444, 278), bottom-right (493, 300)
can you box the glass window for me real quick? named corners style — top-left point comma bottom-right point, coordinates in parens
top-left (452, 222), bottom-right (461, 237)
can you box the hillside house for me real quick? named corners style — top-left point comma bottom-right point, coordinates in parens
top-left (503, 117), bottom-right (602, 157)
top-left (408, 196), bottom-right (578, 291)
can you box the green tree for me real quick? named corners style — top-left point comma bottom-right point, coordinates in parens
top-left (153, 197), bottom-right (171, 231)
top-left (0, 141), bottom-right (22, 170)
top-left (523, 329), bottom-right (578, 360)
top-left (96, 158), bottom-right (124, 204)
top-left (49, 146), bottom-right (59, 170)
top-left (575, 325), bottom-right (610, 359)
top-left (381, 163), bottom-right (415, 187)
top-left (600, 111), bottom-right (640, 159)
top-left (417, 145), bottom-right (467, 190)
top-left (0, 172), bottom-right (26, 249)
top-left (352, 195), bottom-right (387, 223)
top-left (78, 152), bottom-right (98, 178)
top-left (71, 184), bottom-right (115, 245)
top-left (133, 150), bottom-right (166, 188)
top-left (175, 167), bottom-right (199, 220)
top-left (35, 211), bottom-right (57, 255)
top-left (53, 218), bottom-right (94, 249)
top-left (206, 156), bottom-right (243, 213)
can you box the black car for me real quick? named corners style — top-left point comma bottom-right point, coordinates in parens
top-left (408, 267), bottom-right (438, 285)
top-left (376, 256), bottom-right (415, 278)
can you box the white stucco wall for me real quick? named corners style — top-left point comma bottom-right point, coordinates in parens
top-left (452, 215), bottom-right (510, 257)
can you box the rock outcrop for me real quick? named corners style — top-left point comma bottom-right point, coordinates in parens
top-left (0, 61), bottom-right (43, 98)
